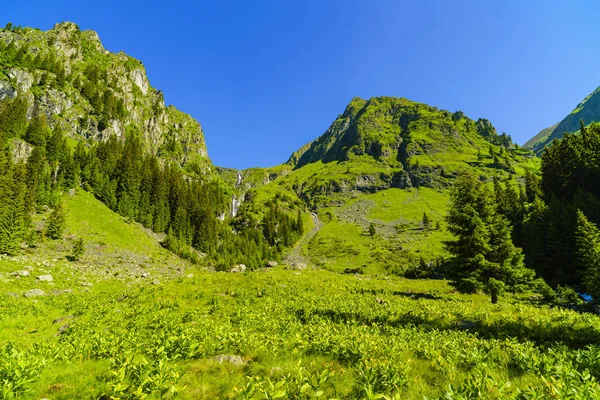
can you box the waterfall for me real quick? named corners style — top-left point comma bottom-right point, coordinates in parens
top-left (232, 196), bottom-right (241, 217)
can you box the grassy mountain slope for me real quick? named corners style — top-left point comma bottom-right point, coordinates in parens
top-left (232, 96), bottom-right (538, 273)
top-left (0, 188), bottom-right (190, 325)
top-left (525, 86), bottom-right (600, 154)
top-left (523, 122), bottom-right (558, 150)
top-left (0, 22), bottom-right (211, 174)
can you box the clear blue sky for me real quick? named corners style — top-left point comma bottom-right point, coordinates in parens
top-left (4, 1), bottom-right (600, 169)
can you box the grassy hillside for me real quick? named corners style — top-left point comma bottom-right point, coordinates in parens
top-left (23, 189), bottom-right (191, 284)
top-left (232, 97), bottom-right (539, 273)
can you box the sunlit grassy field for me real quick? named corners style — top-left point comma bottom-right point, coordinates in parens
top-left (3, 260), bottom-right (600, 399)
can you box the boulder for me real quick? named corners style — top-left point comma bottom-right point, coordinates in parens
top-left (14, 270), bottom-right (30, 277)
top-left (266, 261), bottom-right (278, 268)
top-left (36, 275), bottom-right (53, 282)
top-left (24, 289), bottom-right (45, 297)
top-left (214, 354), bottom-right (246, 366)
top-left (230, 264), bottom-right (247, 273)
top-left (289, 263), bottom-right (307, 271)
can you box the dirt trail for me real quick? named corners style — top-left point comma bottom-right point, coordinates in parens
top-left (284, 213), bottom-right (323, 267)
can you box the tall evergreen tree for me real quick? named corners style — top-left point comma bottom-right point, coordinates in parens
top-left (46, 202), bottom-right (66, 240)
top-left (445, 173), bottom-right (534, 302)
top-left (575, 210), bottom-right (600, 300)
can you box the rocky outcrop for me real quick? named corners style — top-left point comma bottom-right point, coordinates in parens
top-left (0, 22), bottom-right (212, 175)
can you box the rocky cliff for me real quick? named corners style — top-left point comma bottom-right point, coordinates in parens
top-left (0, 22), bottom-right (211, 174)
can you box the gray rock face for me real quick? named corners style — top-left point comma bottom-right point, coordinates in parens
top-left (36, 275), bottom-right (54, 282)
top-left (230, 264), bottom-right (247, 273)
top-left (0, 80), bottom-right (16, 100)
top-left (11, 140), bottom-right (33, 163)
top-left (24, 289), bottom-right (46, 297)
top-left (214, 355), bottom-right (246, 366)
top-left (7, 68), bottom-right (33, 93)
top-left (0, 24), bottom-right (212, 174)
top-left (266, 261), bottom-right (278, 268)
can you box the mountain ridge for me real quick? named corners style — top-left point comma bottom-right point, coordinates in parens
top-left (525, 86), bottom-right (600, 154)
top-left (0, 21), bottom-right (212, 175)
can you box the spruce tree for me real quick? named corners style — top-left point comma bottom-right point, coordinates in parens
top-left (445, 173), bottom-right (534, 302)
top-left (46, 202), bottom-right (66, 240)
top-left (575, 210), bottom-right (600, 300)
top-left (24, 114), bottom-right (51, 146)
top-left (0, 163), bottom-right (27, 255)
top-left (368, 222), bottom-right (376, 237)
top-left (422, 211), bottom-right (431, 229)
top-left (71, 237), bottom-right (84, 261)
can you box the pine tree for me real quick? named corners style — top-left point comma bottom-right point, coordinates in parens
top-left (46, 202), bottom-right (66, 240)
top-left (422, 211), bottom-right (431, 229)
top-left (71, 237), bottom-right (84, 261)
top-left (445, 172), bottom-right (534, 302)
top-left (477, 149), bottom-right (484, 162)
top-left (0, 163), bottom-right (28, 255)
top-left (24, 113), bottom-right (51, 146)
top-left (295, 209), bottom-right (304, 235)
top-left (575, 210), bottom-right (600, 300)
top-left (0, 95), bottom-right (28, 139)
top-left (368, 222), bottom-right (376, 237)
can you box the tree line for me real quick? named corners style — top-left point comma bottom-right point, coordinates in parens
top-left (444, 121), bottom-right (600, 303)
top-left (0, 95), bottom-right (304, 269)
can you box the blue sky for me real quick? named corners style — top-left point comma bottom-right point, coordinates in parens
top-left (4, 1), bottom-right (600, 169)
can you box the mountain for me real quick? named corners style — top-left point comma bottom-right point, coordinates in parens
top-left (525, 86), bottom-right (600, 154)
top-left (281, 96), bottom-right (535, 202)
top-left (3, 21), bottom-right (598, 400)
top-left (0, 22), bottom-right (211, 174)
top-left (232, 96), bottom-right (539, 273)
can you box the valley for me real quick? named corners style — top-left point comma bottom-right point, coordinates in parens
top-left (1, 20), bottom-right (600, 399)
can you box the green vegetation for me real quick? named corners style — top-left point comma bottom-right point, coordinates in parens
top-left (1, 268), bottom-right (600, 399)
top-left (46, 202), bottom-right (65, 240)
top-left (3, 20), bottom-right (600, 399)
top-left (70, 237), bottom-right (84, 261)
top-left (445, 173), bottom-right (534, 302)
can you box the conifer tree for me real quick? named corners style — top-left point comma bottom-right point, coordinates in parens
top-left (46, 202), bottom-right (66, 240)
top-left (422, 211), bottom-right (431, 229)
top-left (71, 237), bottom-right (84, 261)
top-left (0, 95), bottom-right (28, 139)
top-left (295, 209), bottom-right (304, 235)
top-left (24, 113), bottom-right (51, 146)
top-left (368, 222), bottom-right (376, 237)
top-left (575, 210), bottom-right (600, 300)
top-left (0, 162), bottom-right (28, 255)
top-left (445, 173), bottom-right (534, 302)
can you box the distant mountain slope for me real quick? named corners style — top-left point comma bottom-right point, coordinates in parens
top-left (524, 122), bottom-right (558, 150)
top-left (281, 96), bottom-right (535, 204)
top-left (525, 86), bottom-right (600, 154)
top-left (0, 22), bottom-right (211, 174)
top-left (230, 96), bottom-right (539, 272)
top-left (288, 96), bottom-right (517, 175)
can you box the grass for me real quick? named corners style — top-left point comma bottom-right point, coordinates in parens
top-left (0, 190), bottom-right (599, 399)
top-left (1, 267), bottom-right (600, 399)
top-left (301, 188), bottom-right (452, 274)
